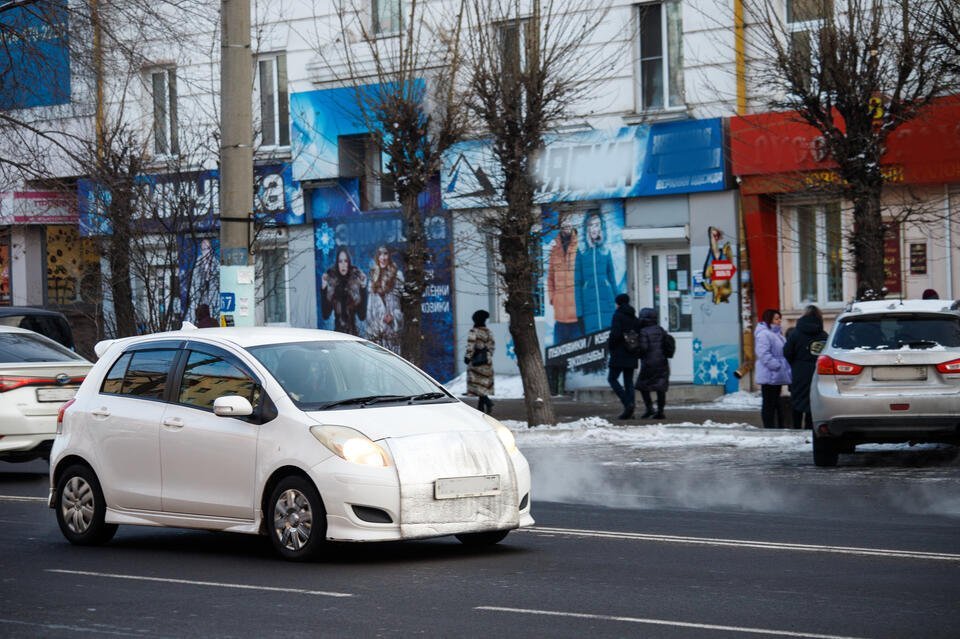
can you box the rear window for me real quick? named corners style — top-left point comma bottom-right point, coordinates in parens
top-left (0, 314), bottom-right (74, 349)
top-left (833, 314), bottom-right (960, 350)
top-left (0, 331), bottom-right (84, 363)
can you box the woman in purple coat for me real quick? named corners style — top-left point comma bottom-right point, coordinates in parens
top-left (754, 308), bottom-right (791, 428)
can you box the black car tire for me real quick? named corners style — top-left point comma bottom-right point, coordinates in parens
top-left (55, 464), bottom-right (118, 545)
top-left (812, 437), bottom-right (840, 467)
top-left (455, 530), bottom-right (509, 546)
top-left (268, 476), bottom-right (326, 561)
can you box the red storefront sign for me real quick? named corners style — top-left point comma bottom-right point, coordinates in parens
top-left (884, 225), bottom-right (902, 294)
top-left (0, 191), bottom-right (76, 225)
top-left (731, 96), bottom-right (960, 193)
top-left (709, 259), bottom-right (737, 281)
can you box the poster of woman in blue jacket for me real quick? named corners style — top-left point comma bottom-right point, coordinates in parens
top-left (575, 209), bottom-right (622, 334)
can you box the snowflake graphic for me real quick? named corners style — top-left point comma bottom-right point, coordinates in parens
top-left (314, 222), bottom-right (336, 261)
top-left (506, 338), bottom-right (516, 361)
top-left (692, 338), bottom-right (703, 354)
top-left (696, 351), bottom-right (730, 385)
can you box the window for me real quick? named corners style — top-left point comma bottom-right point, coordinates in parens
top-left (337, 134), bottom-right (396, 210)
top-left (261, 248), bottom-right (288, 324)
top-left (786, 0), bottom-right (832, 90)
top-left (257, 54), bottom-right (289, 147)
top-left (498, 18), bottom-right (533, 76)
top-left (101, 353), bottom-right (132, 394)
top-left (373, 0), bottom-right (401, 35)
top-left (149, 68), bottom-right (179, 155)
top-left (119, 349), bottom-right (179, 399)
top-left (637, 2), bottom-right (683, 111)
top-left (0, 332), bottom-right (83, 363)
top-left (793, 202), bottom-right (843, 306)
top-left (178, 351), bottom-right (260, 411)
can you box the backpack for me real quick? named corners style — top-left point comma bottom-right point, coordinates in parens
top-left (662, 331), bottom-right (676, 359)
top-left (623, 329), bottom-right (645, 357)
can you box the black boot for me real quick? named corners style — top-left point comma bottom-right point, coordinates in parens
top-left (639, 391), bottom-right (655, 418)
top-left (653, 394), bottom-right (666, 419)
top-left (617, 403), bottom-right (635, 420)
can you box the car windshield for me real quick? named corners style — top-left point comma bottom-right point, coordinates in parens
top-left (0, 332), bottom-right (85, 363)
top-left (248, 340), bottom-right (453, 410)
top-left (832, 313), bottom-right (960, 350)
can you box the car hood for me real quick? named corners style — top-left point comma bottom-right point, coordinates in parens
top-left (302, 400), bottom-right (493, 441)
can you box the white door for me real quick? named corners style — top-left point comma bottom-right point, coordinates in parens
top-left (639, 249), bottom-right (693, 381)
top-left (159, 350), bottom-right (259, 519)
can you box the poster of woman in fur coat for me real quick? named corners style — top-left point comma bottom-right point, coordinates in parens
top-left (321, 246), bottom-right (367, 335)
top-left (366, 245), bottom-right (404, 354)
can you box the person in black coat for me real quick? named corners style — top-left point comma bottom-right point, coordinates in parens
top-left (783, 305), bottom-right (828, 430)
top-left (634, 307), bottom-right (671, 419)
top-left (608, 293), bottom-right (640, 419)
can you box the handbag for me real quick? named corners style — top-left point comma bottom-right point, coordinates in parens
top-left (470, 346), bottom-right (489, 367)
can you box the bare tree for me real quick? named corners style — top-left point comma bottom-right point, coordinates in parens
top-left (747, 0), bottom-right (952, 296)
top-left (461, 0), bottom-right (609, 426)
top-left (303, 0), bottom-right (469, 365)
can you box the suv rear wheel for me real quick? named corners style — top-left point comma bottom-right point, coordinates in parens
top-left (812, 437), bottom-right (840, 467)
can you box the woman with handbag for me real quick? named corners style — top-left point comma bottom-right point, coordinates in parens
top-left (465, 309), bottom-right (495, 414)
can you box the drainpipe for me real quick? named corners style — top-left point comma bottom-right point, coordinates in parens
top-left (946, 186), bottom-right (953, 299)
top-left (734, 0), bottom-right (746, 115)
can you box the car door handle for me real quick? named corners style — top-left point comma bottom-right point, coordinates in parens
top-left (91, 408), bottom-right (110, 418)
top-left (162, 417), bottom-right (184, 430)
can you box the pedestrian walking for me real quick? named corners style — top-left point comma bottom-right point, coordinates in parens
top-left (607, 293), bottom-right (640, 419)
top-left (465, 309), bottom-right (495, 414)
top-left (634, 307), bottom-right (672, 419)
top-left (784, 305), bottom-right (827, 430)
top-left (755, 308), bottom-right (791, 428)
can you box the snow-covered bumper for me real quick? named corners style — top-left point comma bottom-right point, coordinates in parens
top-left (310, 429), bottom-right (533, 542)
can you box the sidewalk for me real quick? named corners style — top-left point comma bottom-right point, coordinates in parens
top-left (478, 394), bottom-right (767, 428)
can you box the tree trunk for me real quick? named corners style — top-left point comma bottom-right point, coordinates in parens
top-left (850, 189), bottom-right (886, 296)
top-left (400, 191), bottom-right (425, 366)
top-left (108, 221), bottom-right (136, 337)
top-left (498, 210), bottom-right (556, 426)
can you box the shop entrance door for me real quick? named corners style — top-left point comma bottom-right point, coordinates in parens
top-left (640, 250), bottom-right (693, 381)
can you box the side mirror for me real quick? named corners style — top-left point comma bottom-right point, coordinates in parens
top-left (213, 395), bottom-right (254, 417)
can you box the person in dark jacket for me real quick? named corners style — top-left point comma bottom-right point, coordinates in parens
top-left (194, 303), bottom-right (217, 328)
top-left (783, 305), bottom-right (827, 430)
top-left (634, 307), bottom-right (670, 419)
top-left (608, 293), bottom-right (640, 419)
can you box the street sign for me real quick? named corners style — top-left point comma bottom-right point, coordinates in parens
top-left (220, 292), bottom-right (236, 313)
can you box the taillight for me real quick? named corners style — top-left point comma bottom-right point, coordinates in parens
top-left (936, 358), bottom-right (960, 374)
top-left (0, 376), bottom-right (52, 392)
top-left (57, 398), bottom-right (76, 435)
top-left (817, 355), bottom-right (864, 376)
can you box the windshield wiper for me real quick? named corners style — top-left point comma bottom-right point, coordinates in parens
top-left (898, 339), bottom-right (939, 349)
top-left (315, 395), bottom-right (405, 409)
top-left (405, 391), bottom-right (449, 403)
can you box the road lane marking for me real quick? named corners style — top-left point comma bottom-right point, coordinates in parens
top-left (525, 526), bottom-right (960, 562)
top-left (47, 569), bottom-right (353, 598)
top-left (0, 618), bottom-right (159, 637)
top-left (0, 495), bottom-right (46, 503)
top-left (476, 606), bottom-right (871, 639)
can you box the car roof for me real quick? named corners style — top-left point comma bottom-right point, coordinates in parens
top-left (0, 324), bottom-right (48, 335)
top-left (94, 326), bottom-right (363, 358)
top-left (841, 299), bottom-right (960, 317)
top-left (0, 306), bottom-right (68, 319)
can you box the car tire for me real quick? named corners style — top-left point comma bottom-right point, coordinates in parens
top-left (455, 530), bottom-right (509, 546)
top-left (55, 464), bottom-right (118, 546)
top-left (268, 476), bottom-right (326, 561)
top-left (812, 437), bottom-right (840, 467)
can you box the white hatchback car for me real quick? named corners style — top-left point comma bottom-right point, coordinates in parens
top-left (0, 326), bottom-right (90, 463)
top-left (49, 326), bottom-right (532, 560)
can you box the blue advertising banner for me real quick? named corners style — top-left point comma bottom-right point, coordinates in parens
top-left (0, 0), bottom-right (70, 109)
top-left (442, 119), bottom-right (726, 208)
top-left (313, 208), bottom-right (455, 383)
top-left (78, 163), bottom-right (303, 236)
top-left (178, 235), bottom-right (220, 323)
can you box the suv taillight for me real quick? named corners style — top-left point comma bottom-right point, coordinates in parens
top-left (817, 355), bottom-right (864, 376)
top-left (56, 398), bottom-right (76, 435)
top-left (936, 358), bottom-right (960, 374)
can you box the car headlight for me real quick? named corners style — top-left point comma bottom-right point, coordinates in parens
top-left (310, 425), bottom-right (391, 467)
top-left (483, 414), bottom-right (518, 455)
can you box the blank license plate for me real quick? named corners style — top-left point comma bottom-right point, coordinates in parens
top-left (434, 475), bottom-right (500, 500)
top-left (36, 387), bottom-right (77, 402)
top-left (872, 366), bottom-right (927, 381)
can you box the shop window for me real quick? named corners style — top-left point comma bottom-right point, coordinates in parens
top-left (148, 67), bottom-right (179, 155)
top-left (483, 228), bottom-right (544, 323)
top-left (46, 226), bottom-right (99, 305)
top-left (257, 54), bottom-right (289, 148)
top-left (372, 0), bottom-right (402, 35)
top-left (636, 1), bottom-right (683, 111)
top-left (792, 202), bottom-right (843, 306)
top-left (260, 247), bottom-right (288, 324)
top-left (337, 134), bottom-right (396, 210)
top-left (0, 229), bottom-right (10, 306)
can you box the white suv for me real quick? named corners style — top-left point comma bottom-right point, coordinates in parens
top-left (809, 299), bottom-right (960, 466)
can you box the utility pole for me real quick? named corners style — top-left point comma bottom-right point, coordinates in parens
top-left (218, 0), bottom-right (254, 326)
